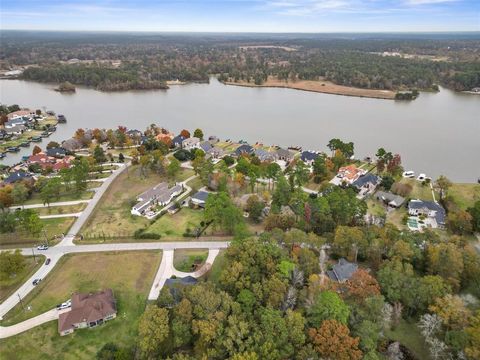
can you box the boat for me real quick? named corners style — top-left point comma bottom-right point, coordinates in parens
top-left (6, 147), bottom-right (20, 153)
top-left (57, 114), bottom-right (67, 123)
top-left (0, 153), bottom-right (6, 159)
top-left (19, 141), bottom-right (30, 147)
top-left (31, 136), bottom-right (42, 142)
top-left (40, 131), bottom-right (50, 138)
top-left (21, 155), bottom-right (29, 161)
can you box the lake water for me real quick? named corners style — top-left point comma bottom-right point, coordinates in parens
top-left (1, 78), bottom-right (479, 182)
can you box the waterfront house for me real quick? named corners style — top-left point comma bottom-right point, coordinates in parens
top-left (182, 137), bottom-right (201, 150)
top-left (199, 141), bottom-right (212, 153)
top-left (275, 148), bottom-right (294, 162)
top-left (4, 117), bottom-right (28, 129)
top-left (254, 148), bottom-right (277, 162)
top-left (190, 190), bottom-right (210, 208)
top-left (46, 147), bottom-right (67, 158)
top-left (207, 146), bottom-right (225, 159)
top-left (327, 258), bottom-right (358, 283)
top-left (208, 135), bottom-right (219, 144)
top-left (300, 151), bottom-right (320, 165)
top-left (332, 164), bottom-right (366, 185)
top-left (131, 182), bottom-right (183, 216)
top-left (408, 199), bottom-right (446, 229)
top-left (375, 191), bottom-right (405, 208)
top-left (352, 173), bottom-right (381, 197)
top-left (5, 124), bottom-right (26, 136)
top-left (62, 138), bottom-right (83, 152)
top-left (235, 144), bottom-right (254, 157)
top-left (58, 289), bottom-right (117, 336)
top-left (7, 110), bottom-right (32, 120)
top-left (28, 153), bottom-right (74, 172)
top-left (3, 171), bottom-right (33, 184)
top-left (172, 135), bottom-right (186, 148)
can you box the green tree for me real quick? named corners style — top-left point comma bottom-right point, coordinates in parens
top-left (193, 128), bottom-right (204, 140)
top-left (0, 249), bottom-right (26, 278)
top-left (468, 200), bottom-right (480, 232)
top-left (308, 290), bottom-right (350, 327)
top-left (167, 158), bottom-right (181, 179)
top-left (312, 155), bottom-right (327, 183)
top-left (434, 175), bottom-right (452, 200)
top-left (12, 183), bottom-right (29, 209)
top-left (205, 192), bottom-right (245, 234)
top-left (93, 145), bottom-right (107, 163)
top-left (137, 305), bottom-right (169, 358)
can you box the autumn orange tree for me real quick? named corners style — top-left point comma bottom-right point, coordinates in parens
top-left (308, 319), bottom-right (362, 360)
top-left (32, 145), bottom-right (42, 155)
top-left (346, 269), bottom-right (380, 302)
top-left (180, 129), bottom-right (190, 138)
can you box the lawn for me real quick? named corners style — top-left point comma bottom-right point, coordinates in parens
top-left (386, 207), bottom-right (408, 230)
top-left (366, 198), bottom-right (387, 217)
top-left (20, 190), bottom-right (94, 206)
top-left (205, 250), bottom-right (226, 284)
top-left (386, 319), bottom-right (431, 360)
top-left (0, 217), bottom-right (75, 249)
top-left (147, 208), bottom-right (205, 238)
top-left (0, 256), bottom-right (44, 303)
top-left (34, 203), bottom-right (87, 216)
top-left (0, 251), bottom-right (161, 360)
top-left (173, 249), bottom-right (208, 272)
top-left (447, 183), bottom-right (480, 210)
top-left (398, 178), bottom-right (438, 201)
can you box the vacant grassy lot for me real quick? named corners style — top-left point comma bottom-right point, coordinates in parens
top-left (398, 178), bottom-right (438, 201)
top-left (0, 256), bottom-right (44, 303)
top-left (386, 207), bottom-right (407, 230)
top-left (35, 203), bottom-right (87, 216)
top-left (447, 183), bottom-right (480, 209)
top-left (386, 319), bottom-right (431, 360)
top-left (21, 190), bottom-right (94, 206)
top-left (0, 251), bottom-right (161, 360)
top-left (173, 249), bottom-right (208, 272)
top-left (366, 198), bottom-right (387, 217)
top-left (0, 217), bottom-right (75, 249)
top-left (147, 208), bottom-right (205, 238)
top-left (205, 250), bottom-right (226, 284)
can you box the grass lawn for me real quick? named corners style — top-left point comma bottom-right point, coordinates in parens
top-left (398, 178), bottom-right (437, 201)
top-left (366, 198), bottom-right (387, 217)
top-left (0, 251), bottom-right (161, 360)
top-left (386, 207), bottom-right (407, 230)
top-left (447, 183), bottom-right (480, 210)
top-left (386, 319), bottom-right (431, 360)
top-left (0, 256), bottom-right (44, 303)
top-left (21, 190), bottom-right (94, 206)
top-left (35, 203), bottom-right (87, 216)
top-left (173, 249), bottom-right (208, 272)
top-left (0, 217), bottom-right (75, 249)
top-left (147, 208), bottom-right (205, 238)
top-left (205, 250), bottom-right (226, 284)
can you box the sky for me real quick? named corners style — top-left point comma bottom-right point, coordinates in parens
top-left (1, 0), bottom-right (479, 32)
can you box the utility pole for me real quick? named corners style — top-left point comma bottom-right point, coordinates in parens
top-left (17, 293), bottom-right (25, 311)
top-left (31, 248), bottom-right (36, 263)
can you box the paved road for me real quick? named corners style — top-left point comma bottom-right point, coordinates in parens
top-left (39, 213), bottom-right (82, 219)
top-left (9, 200), bottom-right (91, 210)
top-left (0, 308), bottom-right (60, 339)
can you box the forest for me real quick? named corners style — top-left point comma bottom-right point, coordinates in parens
top-left (1, 31), bottom-right (479, 92)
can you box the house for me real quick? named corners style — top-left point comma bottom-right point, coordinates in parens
top-left (207, 146), bottom-right (225, 159)
top-left (126, 129), bottom-right (143, 138)
top-left (191, 190), bottom-right (210, 208)
top-left (375, 191), bottom-right (405, 208)
top-left (182, 137), bottom-right (200, 150)
top-left (275, 148), bottom-right (294, 162)
top-left (254, 148), bottom-right (277, 162)
top-left (327, 258), bottom-right (358, 283)
top-left (333, 165), bottom-right (366, 185)
top-left (199, 141), bottom-right (212, 153)
top-left (234, 144), bottom-right (254, 157)
top-left (131, 182), bottom-right (183, 216)
top-left (5, 124), bottom-right (26, 135)
top-left (4, 117), bottom-right (28, 128)
top-left (3, 171), bottom-right (33, 184)
top-left (46, 147), bottom-right (67, 158)
top-left (352, 173), bottom-right (380, 197)
top-left (208, 135), bottom-right (219, 144)
top-left (156, 131), bottom-right (174, 143)
top-left (165, 276), bottom-right (198, 304)
top-left (28, 153), bottom-right (74, 172)
top-left (408, 199), bottom-right (446, 228)
top-left (300, 151), bottom-right (320, 165)
top-left (172, 135), bottom-right (186, 148)
top-left (7, 110), bottom-right (32, 120)
top-left (58, 289), bottom-right (117, 336)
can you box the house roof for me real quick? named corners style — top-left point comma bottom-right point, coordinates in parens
top-left (62, 138), bottom-right (83, 151)
top-left (375, 191), bottom-right (405, 207)
top-left (191, 190), bottom-right (209, 203)
top-left (235, 144), bottom-right (254, 156)
top-left (165, 276), bottom-right (198, 287)
top-left (5, 124), bottom-right (26, 133)
top-left (254, 148), bottom-right (276, 161)
top-left (352, 173), bottom-right (380, 188)
top-left (46, 147), bottom-right (66, 157)
top-left (300, 151), bottom-right (319, 162)
top-left (58, 289), bottom-right (116, 333)
top-left (4, 171), bottom-right (32, 184)
top-left (276, 148), bottom-right (294, 159)
top-left (134, 182), bottom-right (182, 212)
top-left (408, 199), bottom-right (446, 224)
top-left (327, 258), bottom-right (358, 282)
top-left (172, 135), bottom-right (186, 146)
top-left (7, 110), bottom-right (31, 119)
top-left (338, 165), bottom-right (365, 182)
top-left (199, 141), bottom-right (212, 152)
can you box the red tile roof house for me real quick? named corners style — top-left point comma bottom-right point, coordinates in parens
top-left (28, 153), bottom-right (74, 171)
top-left (58, 289), bottom-right (117, 336)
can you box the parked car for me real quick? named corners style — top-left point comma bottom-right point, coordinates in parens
top-left (45, 258), bottom-right (51, 265)
top-left (402, 170), bottom-right (415, 178)
top-left (56, 300), bottom-right (72, 310)
top-left (417, 173), bottom-right (426, 181)
top-left (32, 279), bottom-right (42, 286)
top-left (37, 245), bottom-right (49, 250)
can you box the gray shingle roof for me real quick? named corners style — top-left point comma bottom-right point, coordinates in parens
top-left (352, 173), bottom-right (380, 188)
top-left (235, 144), bottom-right (254, 156)
top-left (408, 200), bottom-right (446, 224)
top-left (327, 258), bottom-right (358, 282)
top-left (375, 191), bottom-right (405, 207)
top-left (300, 151), bottom-right (319, 162)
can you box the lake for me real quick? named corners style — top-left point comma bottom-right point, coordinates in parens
top-left (0, 78), bottom-right (479, 182)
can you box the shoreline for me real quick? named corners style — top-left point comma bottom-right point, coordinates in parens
top-left (223, 78), bottom-right (397, 100)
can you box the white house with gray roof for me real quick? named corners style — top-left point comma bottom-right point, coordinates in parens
top-left (131, 182), bottom-right (183, 216)
top-left (182, 137), bottom-right (201, 150)
top-left (408, 199), bottom-right (446, 228)
top-left (375, 191), bottom-right (405, 208)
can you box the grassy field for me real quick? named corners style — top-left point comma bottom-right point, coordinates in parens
top-left (366, 198), bottom-right (387, 217)
top-left (147, 208), bottom-right (205, 238)
top-left (173, 249), bottom-right (208, 272)
top-left (386, 319), bottom-right (431, 360)
top-left (0, 217), bottom-right (75, 249)
top-left (398, 178), bottom-right (438, 201)
top-left (20, 190), bottom-right (94, 206)
top-left (34, 203), bottom-right (87, 216)
top-left (0, 251), bottom-right (161, 360)
top-left (205, 250), bottom-right (226, 284)
top-left (447, 183), bottom-right (480, 209)
top-left (0, 256), bottom-right (44, 303)
top-left (386, 207), bottom-right (408, 230)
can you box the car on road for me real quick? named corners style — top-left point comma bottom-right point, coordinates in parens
top-left (56, 300), bottom-right (72, 310)
top-left (45, 258), bottom-right (51, 265)
top-left (37, 245), bottom-right (49, 250)
top-left (32, 279), bottom-right (42, 286)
